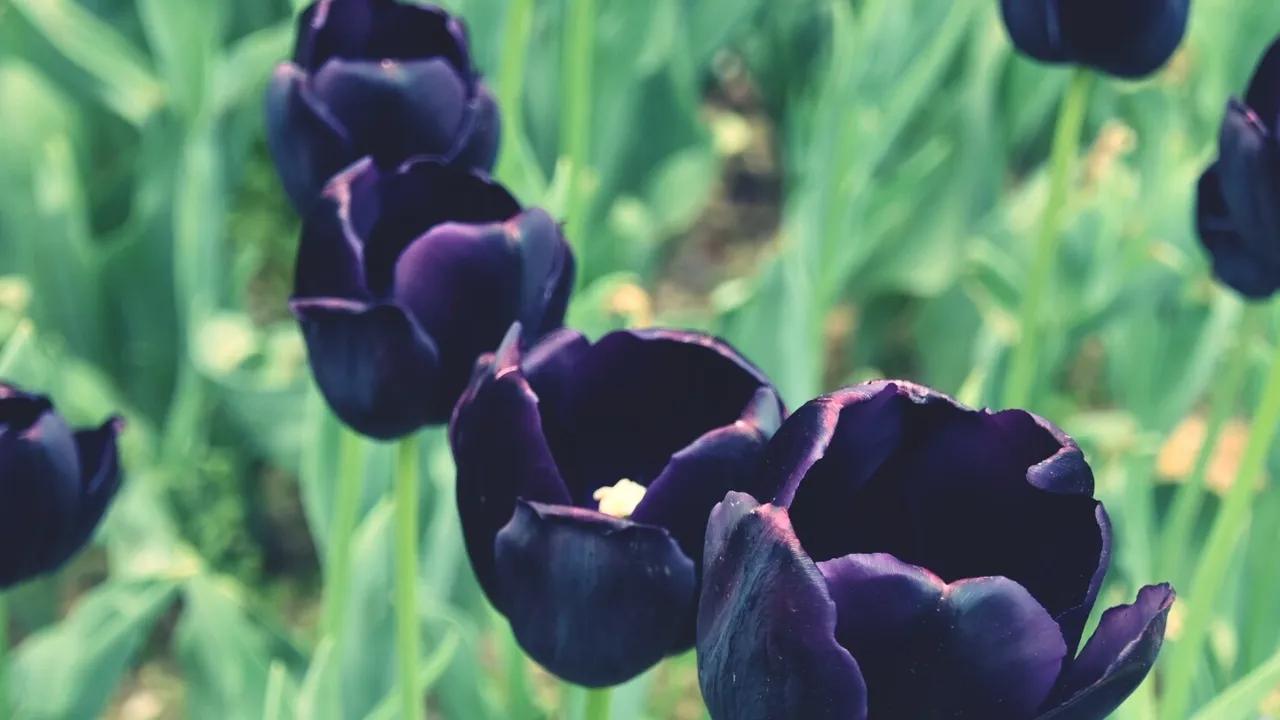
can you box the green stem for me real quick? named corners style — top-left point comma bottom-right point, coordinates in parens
top-left (501, 617), bottom-right (536, 719)
top-left (494, 0), bottom-right (535, 179)
top-left (1003, 68), bottom-right (1093, 409)
top-left (561, 0), bottom-right (597, 286)
top-left (394, 436), bottom-right (422, 720)
top-left (322, 428), bottom-right (365, 642)
top-left (583, 687), bottom-right (612, 720)
top-left (1162, 314), bottom-right (1280, 719)
top-left (1159, 305), bottom-right (1262, 584)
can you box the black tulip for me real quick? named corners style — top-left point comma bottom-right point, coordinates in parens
top-left (0, 382), bottom-right (123, 587)
top-left (697, 380), bottom-right (1174, 720)
top-left (1000, 0), bottom-right (1190, 79)
top-left (450, 325), bottom-right (785, 687)
top-left (1198, 37), bottom-right (1280, 299)
top-left (266, 0), bottom-right (499, 213)
top-left (291, 158), bottom-right (574, 439)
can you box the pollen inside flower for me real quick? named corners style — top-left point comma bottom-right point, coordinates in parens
top-left (593, 478), bottom-right (646, 519)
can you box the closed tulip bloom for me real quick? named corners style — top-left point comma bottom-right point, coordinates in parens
top-left (0, 383), bottom-right (123, 587)
top-left (450, 325), bottom-right (785, 687)
top-left (698, 380), bottom-right (1173, 720)
top-left (1198, 38), bottom-right (1280, 299)
top-left (266, 0), bottom-right (498, 212)
top-left (291, 158), bottom-right (573, 439)
top-left (1000, 0), bottom-right (1190, 79)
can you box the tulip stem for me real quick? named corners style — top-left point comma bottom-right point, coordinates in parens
top-left (1162, 309), bottom-right (1280, 719)
top-left (322, 427), bottom-right (365, 647)
top-left (394, 436), bottom-right (423, 720)
top-left (561, 0), bottom-right (596, 286)
top-left (1158, 303), bottom-right (1261, 584)
top-left (1003, 68), bottom-right (1093, 409)
top-left (583, 687), bottom-right (612, 720)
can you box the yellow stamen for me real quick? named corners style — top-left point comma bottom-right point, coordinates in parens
top-left (593, 478), bottom-right (646, 519)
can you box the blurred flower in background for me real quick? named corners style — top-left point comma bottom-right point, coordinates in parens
top-left (291, 158), bottom-right (573, 439)
top-left (0, 382), bottom-right (122, 588)
top-left (451, 325), bottom-right (783, 687)
top-left (1197, 36), bottom-right (1280, 299)
top-left (999, 0), bottom-right (1191, 78)
top-left (697, 381), bottom-right (1174, 720)
top-left (265, 0), bottom-right (499, 213)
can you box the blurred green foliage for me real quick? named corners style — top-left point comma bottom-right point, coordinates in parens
top-left (2, 0), bottom-right (1280, 717)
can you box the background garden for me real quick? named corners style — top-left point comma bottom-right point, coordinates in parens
top-left (1, 0), bottom-right (1279, 717)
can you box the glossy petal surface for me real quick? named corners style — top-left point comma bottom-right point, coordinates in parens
top-left (264, 64), bottom-right (353, 213)
top-left (999, 0), bottom-right (1189, 78)
top-left (697, 493), bottom-right (867, 720)
top-left (294, 0), bottom-right (469, 72)
top-left (494, 501), bottom-right (696, 687)
top-left (769, 381), bottom-right (1106, 652)
top-left (451, 330), bottom-right (573, 599)
top-left (0, 385), bottom-right (122, 587)
top-left (311, 58), bottom-right (467, 167)
top-left (291, 299), bottom-right (444, 437)
top-left (819, 553), bottom-right (1066, 719)
top-left (1039, 584), bottom-right (1175, 720)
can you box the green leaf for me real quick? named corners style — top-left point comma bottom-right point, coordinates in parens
top-left (175, 574), bottom-right (301, 720)
top-left (9, 0), bottom-right (164, 125)
top-left (10, 579), bottom-right (179, 720)
top-left (214, 21), bottom-right (293, 115)
top-left (1189, 645), bottom-right (1280, 720)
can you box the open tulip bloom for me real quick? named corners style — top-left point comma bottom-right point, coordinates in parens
top-left (0, 382), bottom-right (123, 588)
top-left (1000, 0), bottom-right (1190, 78)
top-left (266, 0), bottom-right (498, 213)
top-left (291, 158), bottom-right (574, 439)
top-left (450, 324), bottom-right (785, 687)
top-left (697, 381), bottom-right (1173, 720)
top-left (1198, 37), bottom-right (1280, 299)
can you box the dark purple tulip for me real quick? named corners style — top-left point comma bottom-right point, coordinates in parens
top-left (291, 158), bottom-right (573, 439)
top-left (450, 325), bottom-right (785, 687)
top-left (0, 382), bottom-right (122, 588)
top-left (1000, 0), bottom-right (1190, 79)
top-left (1197, 38), bottom-right (1280, 299)
top-left (697, 380), bottom-right (1174, 720)
top-left (266, 0), bottom-right (499, 213)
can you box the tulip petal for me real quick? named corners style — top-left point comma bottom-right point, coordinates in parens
top-left (1213, 102), bottom-right (1280, 289)
top-left (391, 223), bottom-right (521, 414)
top-left (1056, 0), bottom-right (1189, 78)
top-left (1246, 38), bottom-right (1280, 131)
top-left (776, 381), bottom-right (1106, 652)
top-left (819, 553), bottom-right (1066, 720)
top-left (0, 396), bottom-right (80, 586)
top-left (311, 58), bottom-right (468, 169)
top-left (494, 500), bottom-right (696, 687)
top-left (1038, 584), bottom-right (1175, 720)
top-left (58, 419), bottom-right (124, 565)
top-left (451, 329), bottom-right (573, 600)
top-left (697, 493), bottom-right (867, 720)
top-left (264, 63), bottom-right (354, 214)
top-left (360, 160), bottom-right (520, 296)
top-left (998, 0), bottom-right (1067, 65)
top-left (633, 386), bottom-right (782, 567)
top-left (295, 0), bottom-right (469, 73)
top-left (529, 330), bottom-right (777, 506)
top-left (452, 84), bottom-right (501, 172)
top-left (1196, 163), bottom-right (1280, 298)
top-left (291, 298), bottom-right (444, 438)
top-left (511, 209), bottom-right (576, 341)
top-left (295, 158), bottom-right (380, 301)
